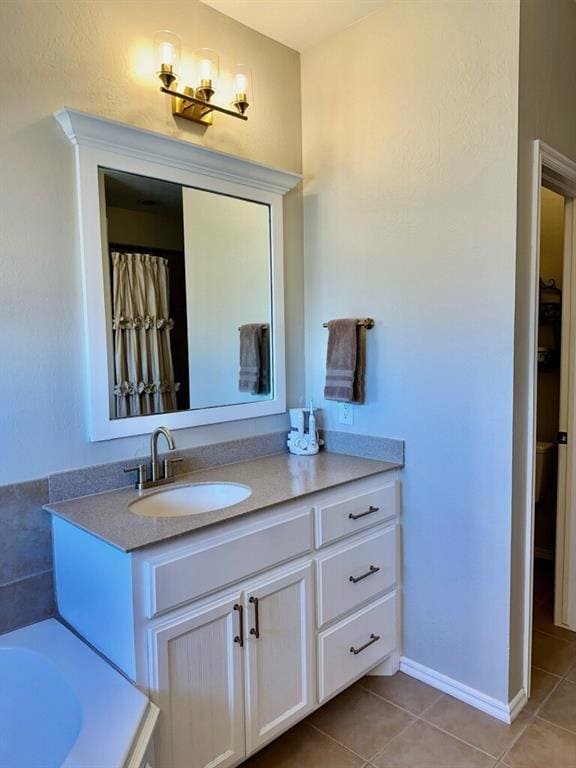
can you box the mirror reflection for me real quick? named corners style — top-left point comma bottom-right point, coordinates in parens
top-left (100, 168), bottom-right (273, 420)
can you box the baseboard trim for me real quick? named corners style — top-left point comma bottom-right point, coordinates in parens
top-left (400, 657), bottom-right (527, 724)
top-left (508, 688), bottom-right (528, 722)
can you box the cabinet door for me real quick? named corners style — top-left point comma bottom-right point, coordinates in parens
top-left (244, 563), bottom-right (315, 755)
top-left (148, 593), bottom-right (245, 768)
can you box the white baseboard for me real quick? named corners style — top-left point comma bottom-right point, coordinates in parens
top-left (400, 657), bottom-right (527, 724)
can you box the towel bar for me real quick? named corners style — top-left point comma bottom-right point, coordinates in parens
top-left (322, 318), bottom-right (374, 329)
top-left (237, 324), bottom-right (269, 331)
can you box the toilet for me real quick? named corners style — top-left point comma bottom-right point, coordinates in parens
top-left (535, 441), bottom-right (555, 503)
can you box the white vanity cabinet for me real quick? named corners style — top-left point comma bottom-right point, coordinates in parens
top-left (147, 561), bottom-right (315, 768)
top-left (52, 470), bottom-right (401, 768)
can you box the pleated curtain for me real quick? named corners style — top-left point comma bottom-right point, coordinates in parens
top-left (111, 251), bottom-right (179, 418)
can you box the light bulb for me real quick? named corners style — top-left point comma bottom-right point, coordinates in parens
top-left (193, 48), bottom-right (220, 102)
top-left (234, 72), bottom-right (248, 94)
top-left (200, 58), bottom-right (213, 81)
top-left (154, 30), bottom-right (181, 88)
top-left (160, 42), bottom-right (175, 66)
top-left (232, 65), bottom-right (253, 115)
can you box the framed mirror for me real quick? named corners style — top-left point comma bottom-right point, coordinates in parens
top-left (55, 109), bottom-right (300, 440)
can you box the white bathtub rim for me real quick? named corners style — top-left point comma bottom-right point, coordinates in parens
top-left (0, 618), bottom-right (153, 768)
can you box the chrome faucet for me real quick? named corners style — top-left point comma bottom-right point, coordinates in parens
top-left (151, 426), bottom-right (175, 482)
top-left (124, 426), bottom-right (183, 490)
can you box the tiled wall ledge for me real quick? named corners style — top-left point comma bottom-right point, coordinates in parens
top-left (322, 430), bottom-right (405, 464)
top-left (0, 429), bottom-right (403, 634)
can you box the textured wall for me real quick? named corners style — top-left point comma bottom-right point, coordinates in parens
top-left (0, 0), bottom-right (303, 483)
top-left (302, 0), bottom-right (520, 702)
top-left (510, 0), bottom-right (576, 697)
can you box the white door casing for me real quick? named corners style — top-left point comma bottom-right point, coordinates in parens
top-left (524, 141), bottom-right (576, 697)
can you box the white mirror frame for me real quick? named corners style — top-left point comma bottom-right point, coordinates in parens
top-left (55, 108), bottom-right (301, 441)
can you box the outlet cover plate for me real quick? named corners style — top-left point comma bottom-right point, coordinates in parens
top-left (338, 402), bottom-right (354, 426)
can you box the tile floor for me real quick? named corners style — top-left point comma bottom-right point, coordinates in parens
top-left (244, 561), bottom-right (576, 767)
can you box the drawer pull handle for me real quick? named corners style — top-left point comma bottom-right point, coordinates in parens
top-left (349, 565), bottom-right (380, 584)
top-left (350, 633), bottom-right (380, 655)
top-left (249, 596), bottom-right (260, 639)
top-left (349, 505), bottom-right (379, 520)
top-left (233, 603), bottom-right (244, 647)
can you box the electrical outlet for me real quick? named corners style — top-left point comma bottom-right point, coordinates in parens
top-left (338, 402), bottom-right (354, 426)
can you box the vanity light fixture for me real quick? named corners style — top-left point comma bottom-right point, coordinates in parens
top-left (154, 30), bottom-right (252, 126)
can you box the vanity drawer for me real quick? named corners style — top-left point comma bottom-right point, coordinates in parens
top-left (316, 525), bottom-right (397, 627)
top-left (318, 592), bottom-right (397, 703)
top-left (316, 481), bottom-right (397, 548)
top-left (145, 507), bottom-right (313, 617)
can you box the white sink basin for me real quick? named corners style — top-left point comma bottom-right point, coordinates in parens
top-left (129, 482), bottom-right (252, 518)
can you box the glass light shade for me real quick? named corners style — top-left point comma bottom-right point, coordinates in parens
top-left (232, 65), bottom-right (253, 114)
top-left (154, 30), bottom-right (181, 86)
top-left (193, 48), bottom-right (220, 87)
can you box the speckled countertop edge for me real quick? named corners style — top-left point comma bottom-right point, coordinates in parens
top-left (44, 452), bottom-right (401, 553)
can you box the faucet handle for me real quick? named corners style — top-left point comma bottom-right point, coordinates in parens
top-left (124, 464), bottom-right (148, 487)
top-left (163, 457), bottom-right (183, 480)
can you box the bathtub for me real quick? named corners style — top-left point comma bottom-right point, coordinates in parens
top-left (0, 619), bottom-right (158, 768)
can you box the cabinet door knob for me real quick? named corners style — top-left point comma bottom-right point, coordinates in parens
top-left (233, 603), bottom-right (244, 647)
top-left (348, 505), bottom-right (379, 521)
top-left (249, 596), bottom-right (260, 639)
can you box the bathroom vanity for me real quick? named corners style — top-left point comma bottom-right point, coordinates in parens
top-left (48, 452), bottom-right (401, 768)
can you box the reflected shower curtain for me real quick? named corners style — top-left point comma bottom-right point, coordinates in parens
top-left (111, 251), bottom-right (179, 418)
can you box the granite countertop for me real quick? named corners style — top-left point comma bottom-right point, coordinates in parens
top-left (45, 452), bottom-right (400, 553)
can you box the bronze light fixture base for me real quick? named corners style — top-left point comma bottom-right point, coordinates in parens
top-left (161, 85), bottom-right (248, 126)
top-left (158, 64), bottom-right (176, 90)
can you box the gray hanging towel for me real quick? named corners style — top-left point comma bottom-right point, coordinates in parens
top-left (239, 324), bottom-right (270, 395)
top-left (324, 319), bottom-right (366, 403)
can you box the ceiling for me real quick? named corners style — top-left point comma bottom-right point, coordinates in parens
top-left (200, 0), bottom-right (389, 52)
top-left (104, 169), bottom-right (183, 214)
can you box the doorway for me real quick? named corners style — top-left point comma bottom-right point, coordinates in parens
top-left (526, 143), bottom-right (576, 704)
top-left (532, 186), bottom-right (574, 651)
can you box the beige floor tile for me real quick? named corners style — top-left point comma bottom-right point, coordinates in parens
top-left (504, 718), bottom-right (576, 767)
top-left (242, 722), bottom-right (365, 768)
top-left (360, 672), bottom-right (442, 715)
top-left (422, 695), bottom-right (531, 757)
top-left (567, 665), bottom-right (576, 683)
top-left (524, 667), bottom-right (561, 713)
top-left (539, 680), bottom-right (576, 733)
top-left (532, 631), bottom-right (576, 676)
top-left (372, 720), bottom-right (496, 768)
top-left (309, 684), bottom-right (415, 760)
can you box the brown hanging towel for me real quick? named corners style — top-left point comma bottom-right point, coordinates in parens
top-left (324, 319), bottom-right (366, 403)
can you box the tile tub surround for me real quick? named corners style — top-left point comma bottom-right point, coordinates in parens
top-left (0, 479), bottom-right (54, 633)
top-left (45, 452), bottom-right (400, 552)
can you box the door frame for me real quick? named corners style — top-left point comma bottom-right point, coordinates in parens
top-left (555, 191), bottom-right (576, 628)
top-left (523, 140), bottom-right (576, 695)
